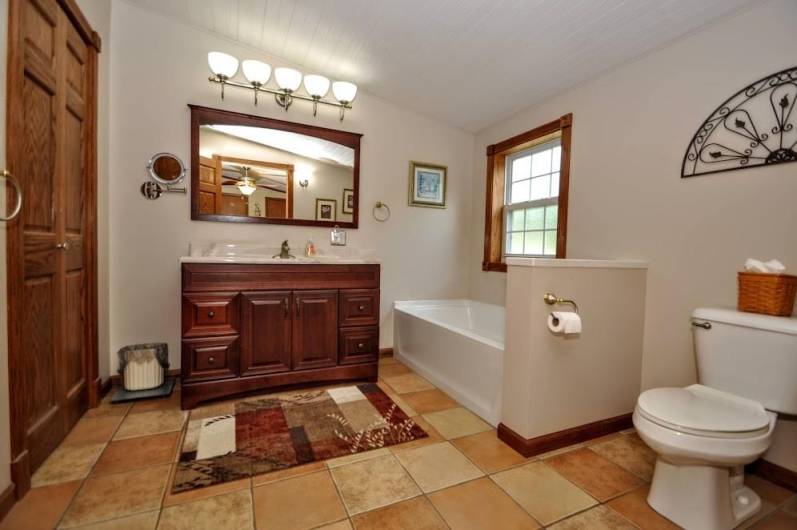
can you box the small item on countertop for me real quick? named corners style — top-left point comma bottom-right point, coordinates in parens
top-left (744, 258), bottom-right (786, 274)
top-left (305, 240), bottom-right (316, 257)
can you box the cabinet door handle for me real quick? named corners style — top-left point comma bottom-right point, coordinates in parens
top-left (207, 310), bottom-right (215, 318)
top-left (295, 301), bottom-right (300, 317)
top-left (358, 342), bottom-right (365, 349)
top-left (358, 304), bottom-right (365, 311)
top-left (283, 298), bottom-right (289, 318)
top-left (207, 356), bottom-right (216, 364)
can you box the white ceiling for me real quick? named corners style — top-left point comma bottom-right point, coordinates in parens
top-left (126, 0), bottom-right (757, 132)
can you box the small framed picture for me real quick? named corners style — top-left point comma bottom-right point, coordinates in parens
top-left (315, 198), bottom-right (337, 221)
top-left (409, 161), bottom-right (447, 208)
top-left (342, 188), bottom-right (355, 215)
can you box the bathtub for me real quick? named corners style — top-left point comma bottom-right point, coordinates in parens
top-left (393, 299), bottom-right (504, 426)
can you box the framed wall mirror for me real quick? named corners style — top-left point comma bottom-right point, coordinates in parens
top-left (190, 105), bottom-right (362, 227)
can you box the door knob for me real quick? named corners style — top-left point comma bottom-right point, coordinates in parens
top-left (55, 241), bottom-right (70, 250)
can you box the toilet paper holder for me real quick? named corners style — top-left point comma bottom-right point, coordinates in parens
top-left (543, 292), bottom-right (579, 314)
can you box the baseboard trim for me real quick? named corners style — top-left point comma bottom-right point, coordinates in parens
top-left (746, 458), bottom-right (797, 493)
top-left (0, 482), bottom-right (16, 524)
top-left (100, 377), bottom-right (113, 398)
top-left (109, 368), bottom-right (181, 387)
top-left (379, 348), bottom-right (393, 357)
top-left (498, 413), bottom-right (634, 458)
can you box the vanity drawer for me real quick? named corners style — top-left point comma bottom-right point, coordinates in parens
top-left (182, 335), bottom-right (239, 382)
top-left (339, 327), bottom-right (379, 365)
top-left (182, 292), bottom-right (239, 337)
top-left (339, 289), bottom-right (379, 327)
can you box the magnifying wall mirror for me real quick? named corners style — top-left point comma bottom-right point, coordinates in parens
top-left (147, 152), bottom-right (186, 185)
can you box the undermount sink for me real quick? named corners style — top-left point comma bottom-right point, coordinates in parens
top-left (181, 242), bottom-right (378, 264)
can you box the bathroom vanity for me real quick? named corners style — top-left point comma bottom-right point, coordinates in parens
top-left (180, 247), bottom-right (380, 409)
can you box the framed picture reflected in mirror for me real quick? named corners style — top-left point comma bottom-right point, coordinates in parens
top-left (316, 198), bottom-right (337, 221)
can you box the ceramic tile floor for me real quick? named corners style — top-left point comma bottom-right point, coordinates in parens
top-left (2, 356), bottom-right (796, 530)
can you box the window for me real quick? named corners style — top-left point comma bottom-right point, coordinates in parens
top-left (482, 114), bottom-right (572, 271)
top-left (504, 139), bottom-right (561, 257)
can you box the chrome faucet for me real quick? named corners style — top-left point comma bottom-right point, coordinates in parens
top-left (273, 240), bottom-right (295, 259)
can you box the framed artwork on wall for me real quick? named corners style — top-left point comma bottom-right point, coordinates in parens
top-left (342, 188), bottom-right (355, 215)
top-left (408, 161), bottom-right (447, 208)
top-left (316, 198), bottom-right (337, 221)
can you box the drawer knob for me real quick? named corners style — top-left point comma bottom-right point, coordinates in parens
top-left (358, 342), bottom-right (365, 349)
top-left (208, 356), bottom-right (216, 364)
top-left (358, 305), bottom-right (365, 311)
top-left (208, 310), bottom-right (215, 318)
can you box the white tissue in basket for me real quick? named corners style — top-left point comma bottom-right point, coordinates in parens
top-left (745, 258), bottom-right (786, 274)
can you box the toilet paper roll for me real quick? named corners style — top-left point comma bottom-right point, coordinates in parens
top-left (548, 311), bottom-right (582, 335)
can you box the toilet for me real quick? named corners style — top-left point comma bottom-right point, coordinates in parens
top-left (633, 308), bottom-right (797, 530)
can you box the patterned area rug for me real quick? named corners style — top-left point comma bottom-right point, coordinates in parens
top-left (172, 383), bottom-right (427, 493)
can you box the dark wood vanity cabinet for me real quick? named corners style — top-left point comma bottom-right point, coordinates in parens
top-left (180, 263), bottom-right (380, 409)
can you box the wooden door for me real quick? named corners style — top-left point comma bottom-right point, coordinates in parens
top-left (265, 197), bottom-right (286, 218)
top-left (220, 193), bottom-right (247, 216)
top-left (6, 0), bottom-right (99, 495)
top-left (197, 155), bottom-right (220, 215)
top-left (292, 290), bottom-right (338, 370)
top-left (240, 292), bottom-right (292, 376)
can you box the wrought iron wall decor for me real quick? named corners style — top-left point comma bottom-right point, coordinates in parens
top-left (682, 66), bottom-right (797, 178)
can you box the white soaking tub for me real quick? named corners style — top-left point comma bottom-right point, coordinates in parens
top-left (393, 299), bottom-right (504, 426)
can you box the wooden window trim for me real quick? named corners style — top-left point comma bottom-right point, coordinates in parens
top-left (482, 113), bottom-right (573, 272)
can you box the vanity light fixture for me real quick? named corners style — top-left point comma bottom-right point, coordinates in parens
top-left (207, 52), bottom-right (357, 120)
top-left (299, 179), bottom-right (310, 188)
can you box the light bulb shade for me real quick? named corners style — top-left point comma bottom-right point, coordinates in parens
top-left (303, 74), bottom-right (330, 98)
top-left (332, 81), bottom-right (357, 103)
top-left (208, 52), bottom-right (239, 78)
top-left (242, 60), bottom-right (271, 85)
top-left (237, 178), bottom-right (257, 196)
top-left (274, 67), bottom-right (302, 91)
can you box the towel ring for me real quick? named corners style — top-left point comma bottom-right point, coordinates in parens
top-left (0, 170), bottom-right (23, 222)
top-left (373, 201), bottom-right (391, 222)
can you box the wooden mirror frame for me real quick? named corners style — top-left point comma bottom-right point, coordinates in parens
top-left (189, 104), bottom-right (362, 228)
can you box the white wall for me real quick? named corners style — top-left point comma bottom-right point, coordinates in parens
top-left (469, 0), bottom-right (797, 392)
top-left (0, 0), bottom-right (11, 497)
top-left (107, 0), bottom-right (474, 372)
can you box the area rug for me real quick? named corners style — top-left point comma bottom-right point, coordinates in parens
top-left (171, 383), bottom-right (427, 493)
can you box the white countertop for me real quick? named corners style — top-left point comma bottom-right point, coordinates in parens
top-left (506, 257), bottom-right (648, 269)
top-left (180, 242), bottom-right (380, 265)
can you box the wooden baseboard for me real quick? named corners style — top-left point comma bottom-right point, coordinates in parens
top-left (99, 377), bottom-right (113, 398)
top-left (498, 413), bottom-right (634, 458)
top-left (0, 482), bottom-right (16, 524)
top-left (109, 368), bottom-right (181, 387)
top-left (379, 348), bottom-right (393, 357)
top-left (747, 459), bottom-right (797, 492)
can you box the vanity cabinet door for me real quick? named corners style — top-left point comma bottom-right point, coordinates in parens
top-left (240, 292), bottom-right (292, 376)
top-left (292, 290), bottom-right (338, 370)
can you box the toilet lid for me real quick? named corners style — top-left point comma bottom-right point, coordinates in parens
top-left (637, 384), bottom-right (770, 434)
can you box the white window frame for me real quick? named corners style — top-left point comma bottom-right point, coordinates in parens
top-left (503, 138), bottom-right (562, 258)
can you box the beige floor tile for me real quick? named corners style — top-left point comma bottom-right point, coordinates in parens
top-left (252, 461), bottom-right (326, 486)
top-left (350, 496), bottom-right (447, 530)
top-left (329, 454), bottom-right (421, 515)
top-left (379, 356), bottom-right (397, 365)
top-left (749, 510), bottom-right (797, 530)
top-left (491, 461), bottom-right (597, 526)
top-left (59, 464), bottom-right (171, 528)
top-left (389, 416), bottom-right (445, 452)
top-left (31, 443), bottom-right (106, 487)
top-left (548, 505), bottom-right (637, 530)
top-left (163, 475), bottom-right (251, 507)
top-left (746, 475), bottom-right (796, 510)
top-left (253, 470), bottom-right (346, 530)
top-left (590, 433), bottom-right (656, 481)
top-left (68, 511), bottom-right (160, 530)
top-left (394, 441), bottom-right (483, 493)
top-left (93, 432), bottom-right (180, 476)
top-left (0, 481), bottom-right (81, 530)
top-left (114, 409), bottom-right (187, 440)
top-left (381, 373), bottom-right (435, 394)
top-left (158, 489), bottom-right (253, 530)
top-left (315, 521), bottom-right (353, 530)
top-left (429, 476), bottom-right (541, 529)
top-left (62, 416), bottom-right (124, 446)
top-left (378, 362), bottom-right (412, 378)
top-left (606, 485), bottom-right (680, 530)
top-left (537, 442), bottom-right (586, 460)
top-left (387, 393), bottom-right (417, 417)
top-left (129, 391), bottom-right (182, 414)
top-left (546, 448), bottom-right (644, 501)
top-left (451, 430), bottom-right (526, 473)
top-left (326, 448), bottom-right (391, 469)
top-left (421, 407), bottom-right (491, 440)
top-left (400, 389), bottom-right (459, 415)
top-left (82, 400), bottom-right (132, 419)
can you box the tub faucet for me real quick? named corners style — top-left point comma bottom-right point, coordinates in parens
top-left (273, 240), bottom-right (295, 259)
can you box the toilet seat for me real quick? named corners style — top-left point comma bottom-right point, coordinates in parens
top-left (637, 384), bottom-right (770, 438)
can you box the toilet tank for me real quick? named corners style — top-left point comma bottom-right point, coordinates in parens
top-left (692, 308), bottom-right (797, 414)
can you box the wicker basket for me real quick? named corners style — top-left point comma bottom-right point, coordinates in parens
top-left (737, 272), bottom-right (797, 316)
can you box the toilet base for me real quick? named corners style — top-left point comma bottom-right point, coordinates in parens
top-left (648, 458), bottom-right (761, 530)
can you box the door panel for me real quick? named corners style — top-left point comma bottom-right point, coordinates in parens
top-left (240, 292), bottom-right (292, 376)
top-left (292, 290), bottom-right (338, 370)
top-left (7, 0), bottom-right (99, 492)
